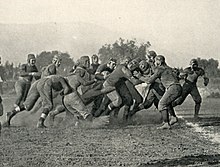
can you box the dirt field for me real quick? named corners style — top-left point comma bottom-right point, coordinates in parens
top-left (0, 95), bottom-right (220, 167)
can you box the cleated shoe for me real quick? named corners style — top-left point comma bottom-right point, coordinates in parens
top-left (37, 122), bottom-right (47, 128)
top-left (84, 114), bottom-right (93, 122)
top-left (170, 116), bottom-right (178, 125)
top-left (75, 121), bottom-right (79, 127)
top-left (5, 111), bottom-right (15, 126)
top-left (48, 113), bottom-right (55, 127)
top-left (157, 123), bottom-right (171, 130)
top-left (194, 114), bottom-right (200, 120)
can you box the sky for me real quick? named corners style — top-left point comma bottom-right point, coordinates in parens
top-left (0, 0), bottom-right (220, 67)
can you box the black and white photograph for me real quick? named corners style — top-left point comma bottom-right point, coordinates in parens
top-left (0, 0), bottom-right (220, 166)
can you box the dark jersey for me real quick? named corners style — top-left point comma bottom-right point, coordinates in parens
top-left (148, 65), bottom-right (179, 88)
top-left (41, 63), bottom-right (57, 78)
top-left (89, 63), bottom-right (100, 75)
top-left (105, 64), bottom-right (132, 86)
top-left (183, 67), bottom-right (205, 83)
top-left (67, 66), bottom-right (94, 92)
top-left (19, 64), bottom-right (40, 82)
top-left (95, 64), bottom-right (114, 80)
top-left (44, 75), bottom-right (72, 95)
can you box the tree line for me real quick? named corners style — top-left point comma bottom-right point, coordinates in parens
top-left (1, 38), bottom-right (220, 80)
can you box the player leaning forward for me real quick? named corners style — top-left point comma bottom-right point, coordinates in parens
top-left (5, 75), bottom-right (72, 128)
top-left (5, 56), bottom-right (109, 128)
top-left (147, 55), bottom-right (182, 129)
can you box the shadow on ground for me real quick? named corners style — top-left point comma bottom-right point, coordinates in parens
top-left (185, 117), bottom-right (220, 127)
top-left (139, 154), bottom-right (220, 167)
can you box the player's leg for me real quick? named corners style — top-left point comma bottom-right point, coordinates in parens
top-left (48, 104), bottom-right (66, 126)
top-left (190, 86), bottom-right (202, 118)
top-left (37, 82), bottom-right (53, 128)
top-left (0, 96), bottom-right (3, 132)
top-left (158, 84), bottom-right (182, 129)
top-left (64, 92), bottom-right (91, 120)
top-left (5, 81), bottom-right (40, 126)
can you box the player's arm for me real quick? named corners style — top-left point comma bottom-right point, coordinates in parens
top-left (32, 67), bottom-right (41, 80)
top-left (76, 72), bottom-right (95, 86)
top-left (95, 64), bottom-right (106, 80)
top-left (19, 64), bottom-right (32, 77)
top-left (58, 77), bottom-right (72, 95)
top-left (122, 66), bottom-right (143, 85)
top-left (48, 64), bottom-right (57, 75)
top-left (147, 68), bottom-right (162, 84)
top-left (200, 68), bottom-right (209, 86)
top-left (178, 67), bottom-right (191, 80)
top-left (95, 72), bottom-right (105, 80)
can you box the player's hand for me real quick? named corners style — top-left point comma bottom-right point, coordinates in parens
top-left (30, 72), bottom-right (37, 76)
top-left (133, 71), bottom-right (142, 78)
top-left (141, 83), bottom-right (148, 87)
top-left (60, 91), bottom-right (64, 96)
top-left (204, 77), bottom-right (209, 86)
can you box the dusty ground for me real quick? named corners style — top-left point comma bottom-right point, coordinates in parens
top-left (0, 95), bottom-right (220, 167)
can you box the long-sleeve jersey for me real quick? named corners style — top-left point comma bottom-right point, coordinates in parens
top-left (66, 67), bottom-right (95, 91)
top-left (147, 65), bottom-right (179, 89)
top-left (105, 64), bottom-right (133, 86)
top-left (41, 63), bottom-right (57, 78)
top-left (95, 64), bottom-right (114, 80)
top-left (18, 64), bottom-right (40, 82)
top-left (44, 75), bottom-right (72, 95)
top-left (88, 63), bottom-right (100, 75)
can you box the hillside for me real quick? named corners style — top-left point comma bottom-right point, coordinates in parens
top-left (0, 22), bottom-right (123, 64)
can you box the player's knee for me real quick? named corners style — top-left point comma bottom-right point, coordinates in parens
top-left (195, 99), bottom-right (202, 104)
top-left (113, 97), bottom-right (122, 107)
top-left (24, 103), bottom-right (33, 111)
top-left (124, 96), bottom-right (133, 106)
top-left (194, 95), bottom-right (202, 104)
top-left (135, 96), bottom-right (143, 105)
top-left (158, 101), bottom-right (167, 111)
top-left (173, 97), bottom-right (184, 106)
top-left (47, 105), bottom-right (53, 111)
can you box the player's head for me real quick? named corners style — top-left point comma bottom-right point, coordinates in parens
top-left (190, 59), bottom-right (198, 69)
top-left (91, 54), bottom-right (99, 64)
top-left (107, 58), bottom-right (117, 70)
top-left (155, 55), bottom-right (166, 66)
top-left (127, 59), bottom-right (139, 71)
top-left (139, 60), bottom-right (150, 73)
top-left (146, 50), bottom-right (157, 63)
top-left (78, 56), bottom-right (90, 69)
top-left (121, 56), bottom-right (132, 65)
top-left (52, 55), bottom-right (62, 67)
top-left (27, 54), bottom-right (36, 66)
